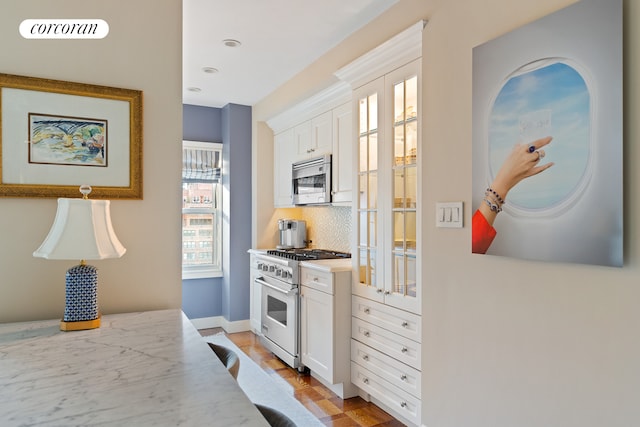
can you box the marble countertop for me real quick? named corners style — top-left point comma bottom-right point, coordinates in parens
top-left (0, 309), bottom-right (269, 426)
top-left (300, 257), bottom-right (353, 272)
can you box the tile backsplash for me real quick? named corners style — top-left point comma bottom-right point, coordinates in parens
top-left (300, 206), bottom-right (352, 253)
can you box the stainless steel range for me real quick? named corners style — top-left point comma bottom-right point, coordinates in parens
top-left (253, 248), bottom-right (351, 370)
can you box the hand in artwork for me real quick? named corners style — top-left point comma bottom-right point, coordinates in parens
top-left (472, 136), bottom-right (554, 254)
top-left (490, 136), bottom-right (554, 205)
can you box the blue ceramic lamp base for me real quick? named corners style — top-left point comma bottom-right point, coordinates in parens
top-left (60, 262), bottom-right (101, 331)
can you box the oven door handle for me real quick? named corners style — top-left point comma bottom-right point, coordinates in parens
top-left (255, 277), bottom-right (297, 296)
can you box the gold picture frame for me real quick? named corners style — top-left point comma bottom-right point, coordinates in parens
top-left (0, 73), bottom-right (142, 199)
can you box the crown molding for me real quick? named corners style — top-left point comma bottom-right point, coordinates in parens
top-left (266, 81), bottom-right (352, 134)
top-left (335, 20), bottom-right (426, 88)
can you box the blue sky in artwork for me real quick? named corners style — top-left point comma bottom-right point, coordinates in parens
top-left (488, 61), bottom-right (591, 210)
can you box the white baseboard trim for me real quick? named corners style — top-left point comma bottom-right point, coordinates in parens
top-left (188, 316), bottom-right (252, 334)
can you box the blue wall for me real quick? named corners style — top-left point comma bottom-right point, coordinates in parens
top-left (182, 104), bottom-right (252, 322)
top-left (222, 104), bottom-right (253, 321)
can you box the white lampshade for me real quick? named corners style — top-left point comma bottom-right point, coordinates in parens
top-left (33, 198), bottom-right (126, 260)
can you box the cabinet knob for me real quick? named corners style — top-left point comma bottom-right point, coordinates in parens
top-left (400, 374), bottom-right (407, 381)
top-left (376, 288), bottom-right (383, 293)
top-left (401, 321), bottom-right (409, 328)
top-left (363, 354), bottom-right (369, 361)
top-left (363, 331), bottom-right (370, 337)
top-left (363, 378), bottom-right (369, 384)
top-left (363, 308), bottom-right (370, 314)
top-left (384, 290), bottom-right (390, 295)
top-left (401, 346), bottom-right (408, 353)
top-left (400, 402), bottom-right (407, 408)
top-left (313, 277), bottom-right (319, 281)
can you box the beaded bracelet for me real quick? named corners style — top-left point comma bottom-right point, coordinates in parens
top-left (483, 197), bottom-right (502, 213)
top-left (486, 187), bottom-right (505, 205)
top-left (484, 191), bottom-right (502, 208)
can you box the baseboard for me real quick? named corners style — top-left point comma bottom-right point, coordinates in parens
top-left (189, 316), bottom-right (251, 333)
top-left (309, 371), bottom-right (359, 399)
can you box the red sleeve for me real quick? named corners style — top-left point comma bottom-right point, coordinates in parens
top-left (472, 210), bottom-right (497, 254)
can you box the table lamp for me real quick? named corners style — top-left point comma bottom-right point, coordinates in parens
top-left (33, 185), bottom-right (126, 331)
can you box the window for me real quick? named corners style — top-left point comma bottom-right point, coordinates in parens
top-left (182, 140), bottom-right (222, 279)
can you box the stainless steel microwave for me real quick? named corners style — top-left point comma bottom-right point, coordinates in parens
top-left (292, 154), bottom-right (331, 205)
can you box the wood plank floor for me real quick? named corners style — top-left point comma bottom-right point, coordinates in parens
top-left (199, 329), bottom-right (406, 427)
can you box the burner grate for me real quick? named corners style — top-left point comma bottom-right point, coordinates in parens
top-left (266, 249), bottom-right (351, 261)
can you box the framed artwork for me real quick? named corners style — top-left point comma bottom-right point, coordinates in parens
top-left (472, 0), bottom-right (622, 267)
top-left (0, 73), bottom-right (142, 199)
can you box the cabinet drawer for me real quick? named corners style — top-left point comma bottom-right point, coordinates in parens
top-left (351, 361), bottom-right (421, 426)
top-left (301, 268), bottom-right (333, 294)
top-left (351, 339), bottom-right (421, 399)
top-left (352, 295), bottom-right (420, 342)
top-left (352, 317), bottom-right (421, 370)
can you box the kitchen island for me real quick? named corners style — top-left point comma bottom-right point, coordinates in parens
top-left (0, 309), bottom-right (268, 426)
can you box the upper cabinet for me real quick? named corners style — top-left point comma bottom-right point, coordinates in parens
top-left (336, 20), bottom-right (424, 316)
top-left (268, 83), bottom-right (353, 208)
top-left (295, 110), bottom-right (333, 160)
top-left (350, 60), bottom-right (421, 314)
top-left (331, 103), bottom-right (353, 204)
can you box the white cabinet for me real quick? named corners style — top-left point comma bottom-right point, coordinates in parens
top-left (300, 286), bottom-right (332, 378)
top-left (268, 82), bottom-right (353, 207)
top-left (310, 110), bottom-right (333, 157)
top-left (274, 128), bottom-right (295, 207)
top-left (293, 120), bottom-right (312, 160)
top-left (296, 110), bottom-right (333, 160)
top-left (331, 102), bottom-right (353, 204)
top-left (273, 104), bottom-right (352, 207)
top-left (300, 261), bottom-right (357, 399)
top-left (352, 58), bottom-right (422, 315)
top-left (351, 296), bottom-right (422, 426)
top-left (335, 20), bottom-right (425, 426)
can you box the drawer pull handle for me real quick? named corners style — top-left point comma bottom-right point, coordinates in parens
top-left (363, 331), bottom-right (370, 337)
top-left (363, 378), bottom-right (369, 384)
top-left (401, 321), bottom-right (409, 327)
top-left (400, 374), bottom-right (407, 381)
top-left (401, 402), bottom-right (407, 408)
top-left (364, 308), bottom-right (370, 314)
top-left (401, 347), bottom-right (408, 353)
top-left (363, 354), bottom-right (369, 361)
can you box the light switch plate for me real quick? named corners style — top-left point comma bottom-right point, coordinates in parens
top-left (436, 202), bottom-right (463, 228)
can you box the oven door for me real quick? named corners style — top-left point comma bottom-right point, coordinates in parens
top-left (257, 276), bottom-right (299, 367)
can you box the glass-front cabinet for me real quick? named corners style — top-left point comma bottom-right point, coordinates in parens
top-left (355, 76), bottom-right (384, 303)
top-left (354, 59), bottom-right (421, 315)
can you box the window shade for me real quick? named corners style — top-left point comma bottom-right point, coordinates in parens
top-left (182, 148), bottom-right (221, 182)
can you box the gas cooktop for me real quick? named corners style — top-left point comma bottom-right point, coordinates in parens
top-left (266, 248), bottom-right (351, 261)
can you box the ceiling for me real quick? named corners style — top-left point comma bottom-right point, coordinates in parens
top-left (182, 0), bottom-right (398, 109)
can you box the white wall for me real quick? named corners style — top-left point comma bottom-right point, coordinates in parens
top-left (254, 0), bottom-right (640, 425)
top-left (0, 0), bottom-right (182, 322)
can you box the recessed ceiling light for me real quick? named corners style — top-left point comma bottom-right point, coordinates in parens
top-left (202, 67), bottom-right (219, 74)
top-left (222, 39), bottom-right (241, 48)
top-left (187, 87), bottom-right (201, 92)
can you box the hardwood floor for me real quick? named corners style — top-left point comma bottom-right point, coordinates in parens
top-left (199, 328), bottom-right (406, 427)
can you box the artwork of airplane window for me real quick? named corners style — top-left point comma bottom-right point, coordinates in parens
top-left (488, 59), bottom-right (591, 214)
top-left (28, 113), bottom-right (108, 167)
